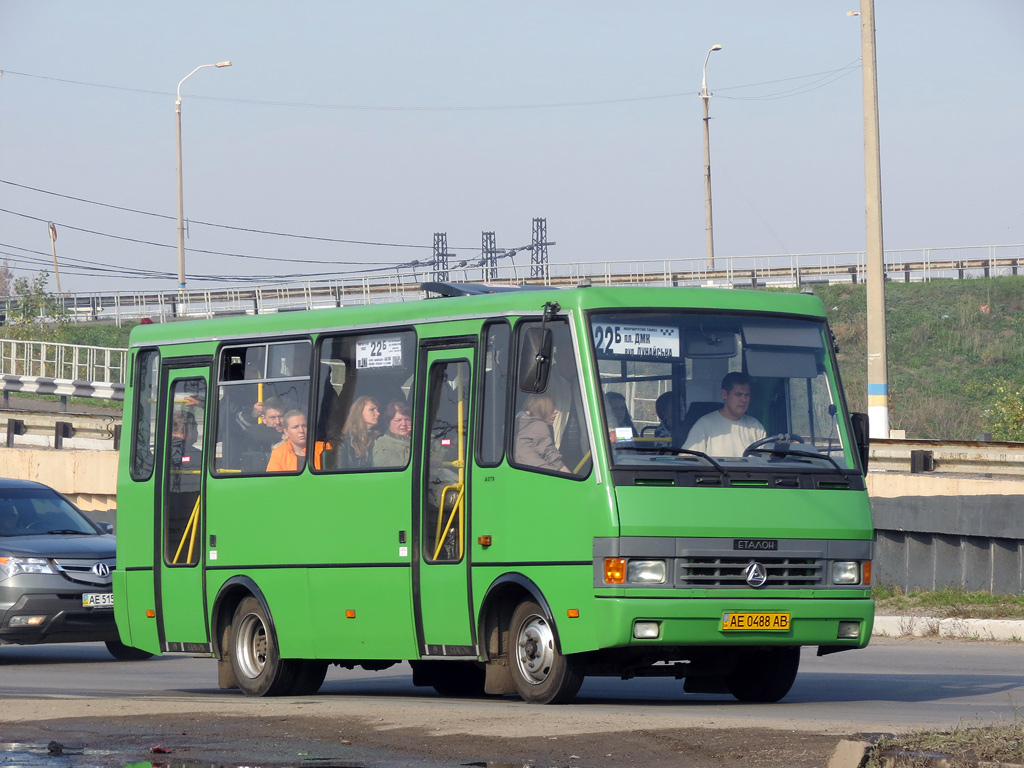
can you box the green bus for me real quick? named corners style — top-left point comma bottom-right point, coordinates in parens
top-left (114, 283), bottom-right (873, 704)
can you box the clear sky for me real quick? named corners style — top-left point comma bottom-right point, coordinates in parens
top-left (1, 1), bottom-right (1021, 294)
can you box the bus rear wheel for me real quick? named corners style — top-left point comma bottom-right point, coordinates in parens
top-left (725, 646), bottom-right (800, 703)
top-left (508, 600), bottom-right (583, 704)
top-left (230, 596), bottom-right (299, 696)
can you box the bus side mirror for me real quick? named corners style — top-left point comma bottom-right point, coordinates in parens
top-left (851, 412), bottom-right (869, 473)
top-left (518, 327), bottom-right (553, 393)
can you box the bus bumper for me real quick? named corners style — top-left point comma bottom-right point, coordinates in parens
top-left (585, 596), bottom-right (874, 651)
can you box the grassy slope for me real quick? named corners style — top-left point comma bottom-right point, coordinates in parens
top-left (811, 276), bottom-right (1024, 440)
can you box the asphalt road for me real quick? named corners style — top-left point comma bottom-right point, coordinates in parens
top-left (0, 637), bottom-right (1021, 767)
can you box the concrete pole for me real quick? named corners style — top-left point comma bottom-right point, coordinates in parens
top-left (859, 0), bottom-right (890, 438)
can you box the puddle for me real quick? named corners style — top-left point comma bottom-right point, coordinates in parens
top-left (1, 743), bottom-right (583, 768)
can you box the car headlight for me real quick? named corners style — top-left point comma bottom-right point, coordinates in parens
top-left (0, 556), bottom-right (57, 579)
top-left (627, 559), bottom-right (667, 584)
top-left (831, 561), bottom-right (861, 585)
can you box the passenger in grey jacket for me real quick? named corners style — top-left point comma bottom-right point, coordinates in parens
top-left (373, 401), bottom-right (412, 468)
top-left (515, 394), bottom-right (570, 473)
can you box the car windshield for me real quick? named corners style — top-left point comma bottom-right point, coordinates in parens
top-left (0, 488), bottom-right (99, 537)
top-left (590, 310), bottom-right (854, 473)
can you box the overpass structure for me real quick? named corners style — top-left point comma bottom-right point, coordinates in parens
top-left (8, 242), bottom-right (1019, 326)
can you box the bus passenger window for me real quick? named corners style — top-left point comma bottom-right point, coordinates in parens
top-left (477, 322), bottom-right (510, 467)
top-left (314, 330), bottom-right (416, 473)
top-left (130, 350), bottom-right (160, 481)
top-left (214, 340), bottom-right (311, 475)
top-left (511, 319), bottom-right (591, 478)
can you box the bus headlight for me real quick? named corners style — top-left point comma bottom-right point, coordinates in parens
top-left (831, 561), bottom-right (861, 585)
top-left (627, 560), bottom-right (667, 584)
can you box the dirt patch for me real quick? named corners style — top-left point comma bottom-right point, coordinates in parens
top-left (7, 712), bottom-right (849, 768)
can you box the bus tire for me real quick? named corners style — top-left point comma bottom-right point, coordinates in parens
top-left (287, 660), bottom-right (328, 696)
top-left (725, 646), bottom-right (800, 703)
top-left (105, 639), bottom-right (154, 661)
top-left (230, 596), bottom-right (298, 696)
top-left (508, 600), bottom-right (583, 704)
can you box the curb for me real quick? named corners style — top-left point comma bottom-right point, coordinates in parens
top-left (873, 616), bottom-right (1024, 641)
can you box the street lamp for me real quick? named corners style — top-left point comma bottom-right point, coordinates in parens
top-left (701, 44), bottom-right (722, 270)
top-left (176, 61), bottom-right (232, 293)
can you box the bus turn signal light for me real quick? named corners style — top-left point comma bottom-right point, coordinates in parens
top-left (477, 535), bottom-right (492, 547)
top-left (345, 610), bottom-right (356, 618)
top-left (863, 560), bottom-right (872, 585)
top-left (604, 558), bottom-right (626, 584)
top-left (567, 609), bottom-right (580, 618)
top-left (146, 610), bottom-right (156, 618)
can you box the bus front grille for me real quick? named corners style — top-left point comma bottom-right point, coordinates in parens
top-left (679, 556), bottom-right (823, 587)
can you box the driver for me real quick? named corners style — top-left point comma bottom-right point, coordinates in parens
top-left (683, 372), bottom-right (766, 456)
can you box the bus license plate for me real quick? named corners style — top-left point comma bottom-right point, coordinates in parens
top-left (721, 612), bottom-right (790, 631)
top-left (83, 593), bottom-right (113, 608)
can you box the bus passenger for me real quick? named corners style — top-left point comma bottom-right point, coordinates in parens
top-left (604, 391), bottom-right (637, 436)
top-left (515, 394), bottom-right (570, 473)
top-left (335, 395), bottom-right (380, 469)
top-left (228, 395), bottom-right (287, 472)
top-left (373, 401), bottom-right (412, 468)
top-left (266, 410), bottom-right (308, 472)
top-left (683, 372), bottom-right (766, 456)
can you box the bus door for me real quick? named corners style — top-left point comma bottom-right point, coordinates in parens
top-left (414, 346), bottom-right (477, 657)
top-left (156, 366), bottom-right (211, 650)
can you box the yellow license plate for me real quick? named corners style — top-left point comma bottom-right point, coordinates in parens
top-left (721, 612), bottom-right (790, 631)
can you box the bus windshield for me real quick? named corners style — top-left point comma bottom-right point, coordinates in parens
top-left (590, 310), bottom-right (854, 473)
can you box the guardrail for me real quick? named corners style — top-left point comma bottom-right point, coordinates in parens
top-left (868, 438), bottom-right (1024, 476)
top-left (0, 339), bottom-right (127, 383)
top-left (2, 410), bottom-right (121, 450)
top-left (1, 243), bottom-right (1020, 326)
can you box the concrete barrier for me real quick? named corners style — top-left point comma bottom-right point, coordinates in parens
top-left (869, 472), bottom-right (1024, 594)
top-left (0, 447), bottom-right (117, 523)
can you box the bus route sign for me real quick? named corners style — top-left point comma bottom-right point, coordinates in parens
top-left (594, 324), bottom-right (680, 359)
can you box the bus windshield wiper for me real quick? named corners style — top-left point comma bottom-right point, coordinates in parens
top-left (614, 445), bottom-right (728, 476)
top-left (745, 445), bottom-right (845, 473)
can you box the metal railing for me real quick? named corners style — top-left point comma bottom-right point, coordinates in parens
top-left (1, 243), bottom-right (1016, 327)
top-left (0, 339), bottom-right (127, 384)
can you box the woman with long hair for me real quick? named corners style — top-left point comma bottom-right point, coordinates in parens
top-left (337, 395), bottom-right (380, 469)
top-left (515, 393), bottom-right (570, 473)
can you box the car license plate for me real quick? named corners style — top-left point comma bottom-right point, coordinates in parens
top-left (721, 612), bottom-right (790, 631)
top-left (83, 593), bottom-right (113, 608)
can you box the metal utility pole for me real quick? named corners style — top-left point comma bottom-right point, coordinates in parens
top-left (432, 232), bottom-right (450, 282)
top-left (856, 0), bottom-right (890, 438)
top-left (701, 44), bottom-right (722, 270)
top-left (530, 218), bottom-right (549, 280)
top-left (481, 231), bottom-right (497, 281)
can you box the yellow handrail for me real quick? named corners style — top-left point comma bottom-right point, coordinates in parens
top-left (171, 495), bottom-right (201, 565)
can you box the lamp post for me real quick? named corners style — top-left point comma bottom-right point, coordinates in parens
top-left (701, 44), bottom-right (722, 270)
top-left (176, 61), bottom-right (232, 293)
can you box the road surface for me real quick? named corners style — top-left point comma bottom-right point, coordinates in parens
top-left (0, 637), bottom-right (1020, 767)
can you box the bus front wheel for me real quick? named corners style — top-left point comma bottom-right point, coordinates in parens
top-left (508, 600), bottom-right (584, 704)
top-left (230, 596), bottom-right (298, 696)
top-left (725, 646), bottom-right (800, 703)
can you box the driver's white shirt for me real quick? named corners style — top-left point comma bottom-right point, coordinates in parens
top-left (684, 410), bottom-right (766, 457)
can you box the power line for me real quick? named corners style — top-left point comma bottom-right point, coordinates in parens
top-left (1, 61), bottom-right (862, 111)
top-left (0, 179), bottom-right (477, 251)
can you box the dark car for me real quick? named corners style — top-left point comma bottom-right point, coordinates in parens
top-left (0, 478), bottom-right (150, 660)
